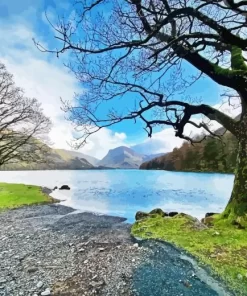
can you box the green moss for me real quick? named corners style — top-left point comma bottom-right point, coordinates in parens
top-left (231, 46), bottom-right (247, 71)
top-left (131, 214), bottom-right (247, 295)
top-left (209, 46), bottom-right (247, 78)
top-left (0, 182), bottom-right (55, 209)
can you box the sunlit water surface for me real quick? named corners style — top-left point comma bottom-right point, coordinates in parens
top-left (0, 170), bottom-right (234, 222)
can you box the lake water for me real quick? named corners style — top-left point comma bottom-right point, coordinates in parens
top-left (0, 170), bottom-right (234, 222)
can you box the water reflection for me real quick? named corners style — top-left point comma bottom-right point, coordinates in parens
top-left (0, 170), bottom-right (234, 222)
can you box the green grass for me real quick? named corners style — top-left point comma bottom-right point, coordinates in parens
top-left (131, 214), bottom-right (247, 295)
top-left (0, 182), bottom-right (55, 209)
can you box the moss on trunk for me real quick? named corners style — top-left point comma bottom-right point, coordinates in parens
top-left (222, 123), bottom-right (247, 223)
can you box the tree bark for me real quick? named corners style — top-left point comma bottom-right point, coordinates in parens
top-left (223, 113), bottom-right (247, 220)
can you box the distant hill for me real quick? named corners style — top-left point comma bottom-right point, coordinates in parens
top-left (54, 149), bottom-right (99, 166)
top-left (0, 147), bottom-right (95, 170)
top-left (140, 132), bottom-right (238, 173)
top-left (98, 146), bottom-right (165, 169)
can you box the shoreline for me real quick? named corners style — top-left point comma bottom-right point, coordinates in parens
top-left (0, 182), bottom-right (237, 294)
top-left (0, 199), bottom-right (234, 295)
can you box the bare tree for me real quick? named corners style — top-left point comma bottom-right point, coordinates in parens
top-left (36, 0), bottom-right (247, 222)
top-left (0, 63), bottom-right (51, 167)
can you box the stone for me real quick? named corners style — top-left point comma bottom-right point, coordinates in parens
top-left (169, 212), bottom-right (178, 217)
top-left (41, 288), bottom-right (51, 296)
top-left (135, 211), bottom-right (149, 221)
top-left (98, 248), bottom-right (105, 252)
top-left (133, 243), bottom-right (139, 248)
top-left (183, 280), bottom-right (192, 288)
top-left (78, 248), bottom-right (85, 252)
top-left (37, 281), bottom-right (43, 289)
top-left (59, 185), bottom-right (70, 190)
top-left (201, 216), bottom-right (214, 226)
top-left (237, 274), bottom-right (243, 280)
top-left (27, 267), bottom-right (38, 273)
top-left (149, 208), bottom-right (168, 217)
top-left (89, 280), bottom-right (105, 288)
top-left (232, 220), bottom-right (245, 229)
top-left (53, 186), bottom-right (58, 190)
top-left (0, 279), bottom-right (6, 284)
top-left (205, 212), bottom-right (218, 218)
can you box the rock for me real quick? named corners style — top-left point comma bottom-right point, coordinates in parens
top-left (237, 274), bottom-right (243, 280)
top-left (59, 185), bottom-right (70, 190)
top-left (232, 220), bottom-right (245, 229)
top-left (27, 267), bottom-right (38, 273)
top-left (0, 279), bottom-right (6, 284)
top-left (183, 280), bottom-right (192, 288)
top-left (201, 216), bottom-right (214, 226)
top-left (169, 212), bottom-right (178, 217)
top-left (98, 247), bottom-right (105, 252)
top-left (135, 211), bottom-right (149, 221)
top-left (37, 281), bottom-right (43, 289)
top-left (41, 288), bottom-right (51, 296)
top-left (133, 243), bottom-right (139, 248)
top-left (205, 212), bottom-right (218, 218)
top-left (53, 186), bottom-right (58, 190)
top-left (214, 231), bottom-right (220, 235)
top-left (78, 248), bottom-right (85, 253)
top-left (149, 208), bottom-right (168, 217)
top-left (89, 280), bottom-right (105, 288)
top-left (42, 187), bottom-right (52, 195)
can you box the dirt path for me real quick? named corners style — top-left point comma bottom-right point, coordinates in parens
top-left (0, 204), bottom-right (233, 296)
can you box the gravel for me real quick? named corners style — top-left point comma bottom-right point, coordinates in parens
top-left (0, 204), bottom-right (144, 296)
top-left (0, 204), bottom-right (234, 296)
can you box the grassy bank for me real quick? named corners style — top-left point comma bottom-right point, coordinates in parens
top-left (0, 182), bottom-right (55, 209)
top-left (131, 213), bottom-right (247, 295)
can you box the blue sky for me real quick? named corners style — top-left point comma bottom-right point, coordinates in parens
top-left (0, 0), bottom-right (239, 158)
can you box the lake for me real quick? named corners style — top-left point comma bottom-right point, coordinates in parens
top-left (0, 170), bottom-right (234, 222)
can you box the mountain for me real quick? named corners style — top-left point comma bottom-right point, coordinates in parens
top-left (140, 132), bottom-right (238, 173)
top-left (98, 146), bottom-right (165, 169)
top-left (54, 149), bottom-right (99, 166)
top-left (0, 147), bottom-right (95, 170)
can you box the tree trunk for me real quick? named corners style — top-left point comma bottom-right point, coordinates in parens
top-left (223, 116), bottom-right (247, 220)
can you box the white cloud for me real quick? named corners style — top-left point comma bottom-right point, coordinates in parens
top-left (0, 15), bottom-right (242, 161)
top-left (78, 129), bottom-right (128, 159)
top-left (0, 18), bottom-right (129, 159)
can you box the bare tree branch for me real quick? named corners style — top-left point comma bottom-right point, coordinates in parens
top-left (0, 63), bottom-right (52, 167)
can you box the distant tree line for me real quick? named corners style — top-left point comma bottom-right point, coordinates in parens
top-left (140, 132), bottom-right (237, 173)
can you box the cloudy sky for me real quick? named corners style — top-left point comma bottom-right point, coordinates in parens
top-left (0, 0), bottom-right (241, 159)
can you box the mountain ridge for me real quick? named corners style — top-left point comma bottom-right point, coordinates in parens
top-left (98, 146), bottom-right (165, 169)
